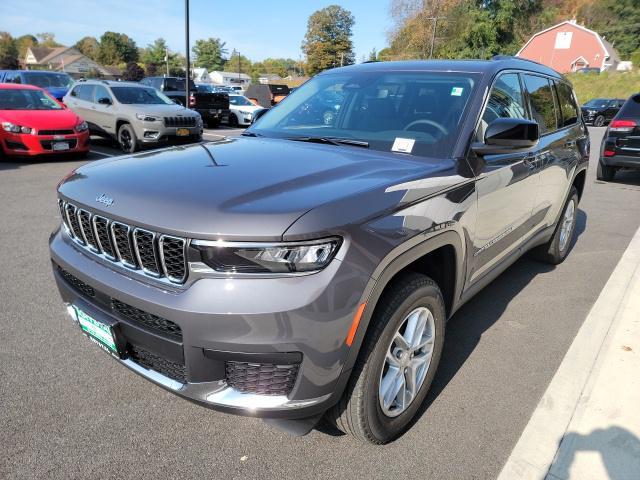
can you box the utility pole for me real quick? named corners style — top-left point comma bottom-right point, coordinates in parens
top-left (340, 51), bottom-right (344, 67)
top-left (165, 48), bottom-right (169, 77)
top-left (184, 0), bottom-right (190, 107)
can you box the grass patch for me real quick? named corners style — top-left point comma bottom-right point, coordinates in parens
top-left (566, 71), bottom-right (640, 104)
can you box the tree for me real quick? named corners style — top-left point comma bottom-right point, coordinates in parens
top-left (192, 38), bottom-right (227, 71)
top-left (302, 5), bottom-right (355, 75)
top-left (140, 38), bottom-right (183, 74)
top-left (223, 49), bottom-right (252, 74)
top-left (577, 0), bottom-right (640, 58)
top-left (98, 31), bottom-right (138, 65)
top-left (36, 32), bottom-right (61, 48)
top-left (74, 36), bottom-right (100, 60)
top-left (15, 34), bottom-right (38, 58)
top-left (145, 63), bottom-right (158, 76)
top-left (0, 32), bottom-right (18, 68)
top-left (368, 48), bottom-right (378, 62)
top-left (123, 61), bottom-right (145, 81)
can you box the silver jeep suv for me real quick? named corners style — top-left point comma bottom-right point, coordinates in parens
top-left (63, 80), bottom-right (203, 153)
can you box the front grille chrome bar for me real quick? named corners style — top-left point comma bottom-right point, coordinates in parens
top-left (58, 199), bottom-right (188, 285)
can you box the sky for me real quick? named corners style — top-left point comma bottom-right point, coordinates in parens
top-left (2, 0), bottom-right (392, 63)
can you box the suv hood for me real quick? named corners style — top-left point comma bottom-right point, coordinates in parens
top-left (120, 103), bottom-right (200, 117)
top-left (58, 137), bottom-right (454, 240)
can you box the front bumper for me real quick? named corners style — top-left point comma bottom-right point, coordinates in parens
top-left (49, 228), bottom-right (369, 419)
top-left (136, 125), bottom-right (203, 144)
top-left (1, 131), bottom-right (90, 156)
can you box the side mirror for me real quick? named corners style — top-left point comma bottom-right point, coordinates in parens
top-left (97, 97), bottom-right (112, 105)
top-left (472, 118), bottom-right (539, 155)
top-left (252, 108), bottom-right (269, 124)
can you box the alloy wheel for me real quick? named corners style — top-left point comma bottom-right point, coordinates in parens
top-left (559, 198), bottom-right (575, 252)
top-left (378, 306), bottom-right (436, 417)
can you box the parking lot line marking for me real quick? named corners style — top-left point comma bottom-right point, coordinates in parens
top-left (90, 150), bottom-right (116, 157)
top-left (497, 225), bottom-right (640, 480)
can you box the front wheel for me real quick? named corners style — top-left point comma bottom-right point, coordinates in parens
top-left (117, 123), bottom-right (138, 153)
top-left (594, 115), bottom-right (605, 127)
top-left (326, 273), bottom-right (445, 444)
top-left (228, 114), bottom-right (238, 127)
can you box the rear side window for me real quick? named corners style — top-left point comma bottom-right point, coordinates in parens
top-left (555, 81), bottom-right (579, 127)
top-left (618, 95), bottom-right (640, 117)
top-left (523, 74), bottom-right (557, 134)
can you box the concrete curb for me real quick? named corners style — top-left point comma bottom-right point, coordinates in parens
top-left (497, 225), bottom-right (640, 480)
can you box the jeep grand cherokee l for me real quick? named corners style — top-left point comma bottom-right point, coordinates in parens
top-left (50, 57), bottom-right (589, 444)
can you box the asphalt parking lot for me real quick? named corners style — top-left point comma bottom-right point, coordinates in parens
top-left (1, 128), bottom-right (639, 480)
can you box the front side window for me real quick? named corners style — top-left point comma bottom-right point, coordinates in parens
top-left (93, 85), bottom-right (111, 103)
top-left (478, 73), bottom-right (526, 140)
top-left (523, 74), bottom-right (557, 134)
top-left (0, 88), bottom-right (62, 110)
top-left (555, 81), bottom-right (579, 127)
top-left (229, 95), bottom-right (254, 106)
top-left (249, 71), bottom-right (480, 158)
top-left (110, 87), bottom-right (174, 105)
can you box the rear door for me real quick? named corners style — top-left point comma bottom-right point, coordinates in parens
top-left (469, 72), bottom-right (540, 284)
top-left (521, 74), bottom-right (576, 230)
top-left (69, 85), bottom-right (97, 129)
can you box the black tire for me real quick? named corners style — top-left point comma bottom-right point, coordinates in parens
top-left (530, 187), bottom-right (579, 265)
top-left (326, 273), bottom-right (446, 444)
top-left (229, 114), bottom-right (238, 127)
top-left (117, 123), bottom-right (138, 153)
top-left (594, 115), bottom-right (605, 127)
top-left (597, 161), bottom-right (616, 181)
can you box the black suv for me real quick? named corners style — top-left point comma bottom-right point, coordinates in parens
top-left (581, 98), bottom-right (625, 127)
top-left (140, 76), bottom-right (230, 127)
top-left (50, 57), bottom-right (589, 444)
top-left (598, 93), bottom-right (640, 180)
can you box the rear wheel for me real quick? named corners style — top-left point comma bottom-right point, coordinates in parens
top-left (597, 161), bottom-right (616, 181)
top-left (326, 273), bottom-right (445, 444)
top-left (117, 123), bottom-right (138, 153)
top-left (594, 115), bottom-right (605, 127)
top-left (530, 187), bottom-right (578, 265)
top-left (229, 114), bottom-right (239, 127)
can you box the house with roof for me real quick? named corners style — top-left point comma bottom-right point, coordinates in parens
top-left (209, 70), bottom-right (251, 88)
top-left (192, 67), bottom-right (211, 83)
top-left (517, 20), bottom-right (621, 73)
top-left (23, 46), bottom-right (120, 79)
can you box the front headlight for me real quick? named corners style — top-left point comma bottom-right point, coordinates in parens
top-left (192, 238), bottom-right (341, 274)
top-left (136, 113), bottom-right (159, 122)
top-left (75, 120), bottom-right (88, 132)
top-left (2, 122), bottom-right (32, 134)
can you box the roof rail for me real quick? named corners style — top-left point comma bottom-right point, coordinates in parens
top-left (491, 54), bottom-right (549, 69)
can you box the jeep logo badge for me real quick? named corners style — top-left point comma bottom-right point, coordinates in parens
top-left (96, 194), bottom-right (114, 207)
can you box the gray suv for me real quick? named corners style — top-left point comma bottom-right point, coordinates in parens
top-left (63, 80), bottom-right (203, 153)
top-left (50, 57), bottom-right (589, 444)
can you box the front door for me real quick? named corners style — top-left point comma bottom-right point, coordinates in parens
top-left (468, 72), bottom-right (540, 284)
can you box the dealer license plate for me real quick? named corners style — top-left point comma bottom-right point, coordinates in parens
top-left (74, 306), bottom-right (119, 357)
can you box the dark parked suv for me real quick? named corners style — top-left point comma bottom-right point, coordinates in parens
top-left (598, 93), bottom-right (640, 181)
top-left (50, 57), bottom-right (589, 444)
top-left (581, 98), bottom-right (625, 127)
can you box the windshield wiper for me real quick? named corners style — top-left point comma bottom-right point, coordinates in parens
top-left (286, 136), bottom-right (369, 148)
top-left (241, 131), bottom-right (262, 137)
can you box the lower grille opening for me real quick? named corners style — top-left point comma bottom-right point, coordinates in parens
top-left (128, 345), bottom-right (186, 383)
top-left (58, 267), bottom-right (95, 298)
top-left (225, 361), bottom-right (299, 396)
top-left (111, 299), bottom-right (182, 341)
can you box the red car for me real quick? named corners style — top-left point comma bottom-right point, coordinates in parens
top-left (0, 83), bottom-right (90, 158)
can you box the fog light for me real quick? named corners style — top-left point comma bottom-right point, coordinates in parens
top-left (143, 131), bottom-right (160, 139)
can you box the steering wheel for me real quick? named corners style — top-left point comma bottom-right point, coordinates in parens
top-left (403, 119), bottom-right (448, 136)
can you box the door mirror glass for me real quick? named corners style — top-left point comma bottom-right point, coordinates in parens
top-left (473, 118), bottom-right (539, 155)
top-left (97, 97), bottom-right (112, 105)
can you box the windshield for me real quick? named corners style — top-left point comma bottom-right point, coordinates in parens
top-left (230, 95), bottom-right (253, 106)
top-left (584, 98), bottom-right (610, 108)
top-left (22, 72), bottom-right (73, 89)
top-left (0, 88), bottom-right (62, 110)
top-left (249, 70), bottom-right (479, 158)
top-left (111, 87), bottom-right (174, 105)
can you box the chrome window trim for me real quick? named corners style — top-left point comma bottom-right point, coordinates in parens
top-left (92, 215), bottom-right (117, 261)
top-left (132, 228), bottom-right (161, 277)
top-left (158, 234), bottom-right (187, 284)
top-left (109, 221), bottom-right (138, 269)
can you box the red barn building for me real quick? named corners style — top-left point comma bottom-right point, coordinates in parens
top-left (517, 20), bottom-right (620, 73)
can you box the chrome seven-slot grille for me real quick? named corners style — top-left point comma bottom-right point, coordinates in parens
top-left (58, 199), bottom-right (187, 284)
